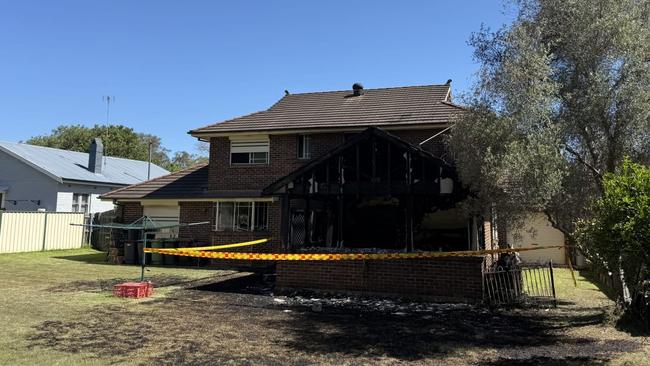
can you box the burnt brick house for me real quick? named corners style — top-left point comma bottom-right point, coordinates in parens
top-left (102, 82), bottom-right (497, 301)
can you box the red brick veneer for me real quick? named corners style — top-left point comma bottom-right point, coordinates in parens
top-left (276, 256), bottom-right (485, 302)
top-left (117, 202), bottom-right (143, 223)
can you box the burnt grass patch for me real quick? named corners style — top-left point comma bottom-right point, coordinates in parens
top-left (27, 275), bottom-right (645, 365)
top-left (46, 275), bottom-right (193, 293)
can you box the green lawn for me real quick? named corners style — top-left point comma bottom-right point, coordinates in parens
top-left (0, 249), bottom-right (234, 366)
top-left (0, 249), bottom-right (648, 365)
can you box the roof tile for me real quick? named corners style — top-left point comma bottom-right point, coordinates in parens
top-left (190, 84), bottom-right (462, 134)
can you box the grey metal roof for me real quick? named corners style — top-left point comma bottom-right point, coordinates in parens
top-left (0, 141), bottom-right (169, 186)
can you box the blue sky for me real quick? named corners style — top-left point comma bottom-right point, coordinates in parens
top-left (0, 1), bottom-right (515, 154)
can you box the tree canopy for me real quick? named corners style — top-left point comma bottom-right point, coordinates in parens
top-left (448, 0), bottom-right (650, 237)
top-left (576, 159), bottom-right (650, 284)
top-left (27, 124), bottom-right (207, 172)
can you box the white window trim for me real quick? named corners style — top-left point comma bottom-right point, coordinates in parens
top-left (215, 201), bottom-right (269, 232)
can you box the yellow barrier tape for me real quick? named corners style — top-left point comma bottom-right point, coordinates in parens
top-left (172, 238), bottom-right (269, 252)
top-left (145, 244), bottom-right (565, 261)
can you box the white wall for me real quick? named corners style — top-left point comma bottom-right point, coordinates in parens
top-left (507, 213), bottom-right (566, 265)
top-left (0, 150), bottom-right (60, 211)
top-left (55, 185), bottom-right (116, 213)
top-left (55, 192), bottom-right (74, 212)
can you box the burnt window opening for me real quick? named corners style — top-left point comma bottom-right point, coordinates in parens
top-left (267, 129), bottom-right (468, 253)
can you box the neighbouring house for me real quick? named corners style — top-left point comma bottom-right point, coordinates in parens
top-left (0, 138), bottom-right (168, 213)
top-left (101, 82), bottom-right (564, 301)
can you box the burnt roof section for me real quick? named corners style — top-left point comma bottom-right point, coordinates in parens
top-left (190, 84), bottom-right (463, 135)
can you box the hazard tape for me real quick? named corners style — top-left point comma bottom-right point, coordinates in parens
top-left (144, 244), bottom-right (565, 261)
top-left (172, 238), bottom-right (269, 252)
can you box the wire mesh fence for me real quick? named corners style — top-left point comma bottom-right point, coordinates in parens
top-left (483, 262), bottom-right (557, 306)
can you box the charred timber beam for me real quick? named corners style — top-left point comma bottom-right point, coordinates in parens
top-left (387, 143), bottom-right (391, 192)
top-left (355, 145), bottom-right (360, 197)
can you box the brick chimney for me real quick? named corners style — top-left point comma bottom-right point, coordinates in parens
top-left (88, 138), bottom-right (104, 174)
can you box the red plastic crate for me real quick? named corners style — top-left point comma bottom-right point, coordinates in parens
top-left (113, 281), bottom-right (154, 298)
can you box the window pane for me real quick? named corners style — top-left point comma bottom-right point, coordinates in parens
top-left (304, 136), bottom-right (310, 158)
top-left (81, 194), bottom-right (89, 204)
top-left (298, 136), bottom-right (304, 158)
top-left (250, 152), bottom-right (268, 164)
top-left (298, 135), bottom-right (311, 159)
top-left (231, 152), bottom-right (250, 164)
top-left (254, 202), bottom-right (268, 231)
top-left (217, 202), bottom-right (234, 231)
top-left (235, 202), bottom-right (252, 231)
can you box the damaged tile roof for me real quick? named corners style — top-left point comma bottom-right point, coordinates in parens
top-left (190, 83), bottom-right (463, 135)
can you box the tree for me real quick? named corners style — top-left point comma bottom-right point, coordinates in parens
top-left (27, 125), bottom-right (152, 162)
top-left (167, 151), bottom-right (208, 172)
top-left (27, 124), bottom-right (207, 172)
top-left (448, 0), bottom-right (650, 239)
top-left (576, 159), bottom-right (650, 301)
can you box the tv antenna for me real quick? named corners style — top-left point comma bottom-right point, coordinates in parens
top-left (102, 96), bottom-right (115, 124)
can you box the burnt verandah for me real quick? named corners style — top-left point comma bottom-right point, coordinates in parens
top-left (263, 127), bottom-right (471, 252)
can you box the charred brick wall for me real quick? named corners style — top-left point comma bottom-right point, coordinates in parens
top-left (276, 256), bottom-right (485, 302)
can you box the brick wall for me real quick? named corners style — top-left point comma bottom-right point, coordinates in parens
top-left (276, 256), bottom-right (485, 302)
top-left (208, 134), bottom-right (345, 191)
top-left (117, 202), bottom-right (143, 223)
top-left (483, 218), bottom-right (500, 268)
top-left (207, 129), bottom-right (447, 191)
top-left (178, 201), bottom-right (214, 242)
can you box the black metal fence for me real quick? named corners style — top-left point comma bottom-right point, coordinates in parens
top-left (483, 262), bottom-right (557, 306)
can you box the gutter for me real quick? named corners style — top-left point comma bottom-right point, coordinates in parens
top-left (188, 123), bottom-right (453, 139)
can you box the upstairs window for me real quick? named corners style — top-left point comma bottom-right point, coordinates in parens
top-left (297, 135), bottom-right (311, 159)
top-left (215, 201), bottom-right (269, 231)
top-left (230, 139), bottom-right (269, 165)
top-left (72, 193), bottom-right (89, 213)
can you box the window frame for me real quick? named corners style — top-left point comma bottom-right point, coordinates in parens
top-left (72, 193), bottom-right (89, 213)
top-left (230, 140), bottom-right (269, 166)
top-left (215, 201), bottom-right (269, 232)
top-left (297, 134), bottom-right (311, 160)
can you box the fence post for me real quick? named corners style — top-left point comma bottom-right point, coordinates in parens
top-left (41, 212), bottom-right (49, 251)
top-left (549, 260), bottom-right (557, 307)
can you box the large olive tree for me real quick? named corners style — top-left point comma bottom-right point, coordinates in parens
top-left (449, 0), bottom-right (650, 240)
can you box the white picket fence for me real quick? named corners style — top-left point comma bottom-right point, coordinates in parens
top-left (0, 211), bottom-right (86, 253)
